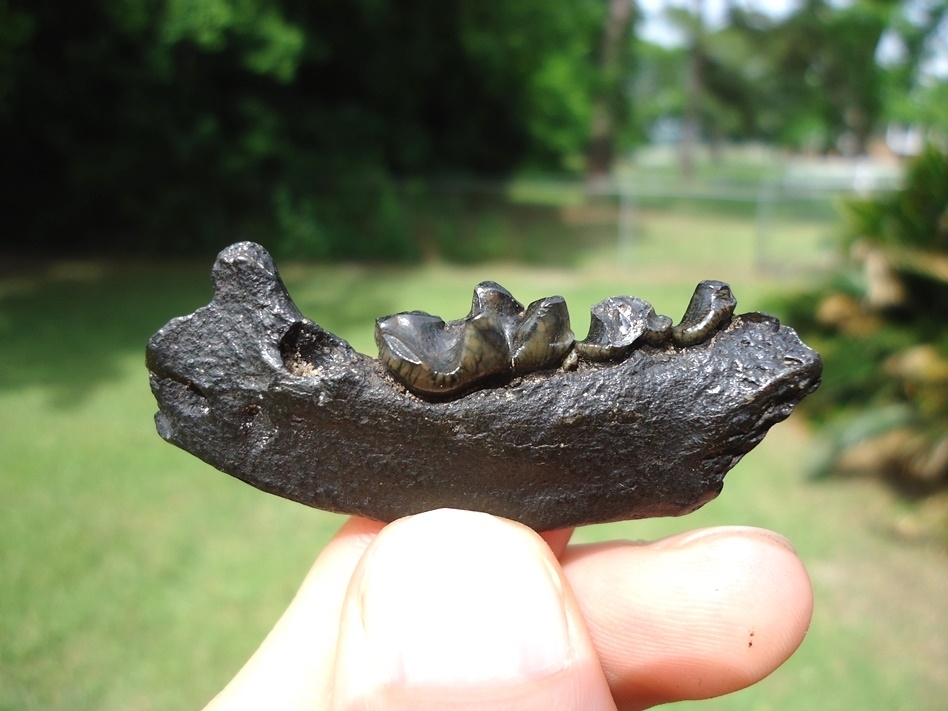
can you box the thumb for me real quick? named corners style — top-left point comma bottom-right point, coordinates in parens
top-left (331, 509), bottom-right (617, 711)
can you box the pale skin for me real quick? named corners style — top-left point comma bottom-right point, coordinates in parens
top-left (206, 508), bottom-right (813, 711)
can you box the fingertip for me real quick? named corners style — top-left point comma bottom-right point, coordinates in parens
top-left (332, 509), bottom-right (616, 711)
top-left (562, 527), bottom-right (812, 706)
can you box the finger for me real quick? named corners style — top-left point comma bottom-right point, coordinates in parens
top-left (561, 526), bottom-right (813, 710)
top-left (332, 508), bottom-right (617, 711)
top-left (205, 516), bottom-right (385, 711)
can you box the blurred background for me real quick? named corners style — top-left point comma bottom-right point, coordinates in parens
top-left (1, 0), bottom-right (947, 708)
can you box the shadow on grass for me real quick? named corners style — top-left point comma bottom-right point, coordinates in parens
top-left (0, 261), bottom-right (213, 406)
top-left (0, 258), bottom-right (421, 407)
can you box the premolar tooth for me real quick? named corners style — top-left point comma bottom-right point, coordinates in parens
top-left (671, 280), bottom-right (737, 346)
top-left (576, 296), bottom-right (671, 361)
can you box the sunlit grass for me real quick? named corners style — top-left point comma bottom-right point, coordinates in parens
top-left (1, 210), bottom-right (945, 710)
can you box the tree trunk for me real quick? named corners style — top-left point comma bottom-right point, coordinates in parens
top-left (586, 0), bottom-right (634, 185)
top-left (679, 0), bottom-right (704, 181)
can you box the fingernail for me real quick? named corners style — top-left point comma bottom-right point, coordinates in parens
top-left (357, 511), bottom-right (572, 686)
top-left (653, 526), bottom-right (797, 554)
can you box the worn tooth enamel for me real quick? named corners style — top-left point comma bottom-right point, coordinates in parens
top-left (672, 280), bottom-right (737, 346)
top-left (472, 281), bottom-right (523, 321)
top-left (576, 296), bottom-right (672, 361)
top-left (377, 279), bottom-right (741, 397)
top-left (375, 282), bottom-right (572, 396)
top-left (511, 296), bottom-right (574, 372)
top-left (375, 309), bottom-right (509, 395)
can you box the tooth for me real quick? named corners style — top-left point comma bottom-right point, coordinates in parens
top-left (375, 282), bottom-right (573, 396)
top-left (511, 296), bottom-right (573, 372)
top-left (672, 280), bottom-right (737, 346)
top-left (576, 296), bottom-right (672, 361)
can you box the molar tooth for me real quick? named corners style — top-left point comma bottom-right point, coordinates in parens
top-left (375, 310), bottom-right (509, 395)
top-left (576, 296), bottom-right (671, 361)
top-left (671, 280), bottom-right (737, 346)
top-left (512, 296), bottom-right (573, 372)
top-left (375, 282), bottom-right (574, 396)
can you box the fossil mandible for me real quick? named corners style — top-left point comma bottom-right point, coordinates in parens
top-left (146, 242), bottom-right (823, 530)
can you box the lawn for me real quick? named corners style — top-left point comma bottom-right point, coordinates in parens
top-left (1, 204), bottom-right (945, 710)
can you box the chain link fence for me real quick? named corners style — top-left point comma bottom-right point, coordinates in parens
top-left (402, 158), bottom-right (902, 275)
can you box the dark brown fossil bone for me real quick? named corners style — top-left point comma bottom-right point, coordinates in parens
top-left (146, 242), bottom-right (822, 531)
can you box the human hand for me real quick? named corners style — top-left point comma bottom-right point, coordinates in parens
top-left (205, 508), bottom-right (812, 711)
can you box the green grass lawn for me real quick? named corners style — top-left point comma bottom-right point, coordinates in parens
top-left (2, 209), bottom-right (945, 710)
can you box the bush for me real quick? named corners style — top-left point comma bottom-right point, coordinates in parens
top-left (0, 1), bottom-right (604, 259)
top-left (783, 146), bottom-right (948, 499)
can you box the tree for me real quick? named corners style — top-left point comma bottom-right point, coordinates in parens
top-left (782, 146), bottom-right (948, 499)
top-left (586, 0), bottom-right (635, 182)
top-left (880, 0), bottom-right (948, 136)
top-left (750, 0), bottom-right (901, 154)
top-left (647, 0), bottom-right (932, 156)
top-left (0, 0), bottom-right (608, 257)
top-left (679, 0), bottom-right (703, 178)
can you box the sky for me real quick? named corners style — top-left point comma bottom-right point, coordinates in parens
top-left (638, 0), bottom-right (799, 46)
top-left (638, 0), bottom-right (948, 78)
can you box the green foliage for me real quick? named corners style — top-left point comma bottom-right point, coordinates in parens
top-left (272, 172), bottom-right (418, 261)
top-left (9, 0), bottom-right (944, 257)
top-left (628, 41), bottom-right (685, 138)
top-left (782, 146), bottom-right (948, 493)
top-left (885, 79), bottom-right (948, 133)
top-left (459, 1), bottom-right (603, 168)
top-left (731, 0), bottom-right (897, 152)
top-left (0, 0), bottom-right (607, 258)
top-left (154, 0), bottom-right (306, 81)
top-left (652, 0), bottom-right (948, 154)
top-left (843, 146), bottom-right (948, 251)
top-left (879, 0), bottom-right (948, 129)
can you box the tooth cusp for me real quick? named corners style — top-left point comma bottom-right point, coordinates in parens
top-left (375, 282), bottom-right (574, 396)
top-left (671, 280), bottom-right (737, 346)
top-left (376, 279), bottom-right (739, 397)
top-left (576, 296), bottom-right (673, 361)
